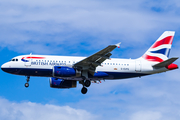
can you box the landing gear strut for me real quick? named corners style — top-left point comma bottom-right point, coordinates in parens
top-left (25, 76), bottom-right (30, 88)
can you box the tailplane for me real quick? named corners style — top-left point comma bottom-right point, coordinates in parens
top-left (142, 31), bottom-right (175, 62)
top-left (153, 57), bottom-right (178, 69)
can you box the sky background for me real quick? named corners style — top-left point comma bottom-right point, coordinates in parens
top-left (0, 0), bottom-right (180, 120)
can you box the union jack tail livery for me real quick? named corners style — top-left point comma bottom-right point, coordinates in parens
top-left (142, 31), bottom-right (175, 62)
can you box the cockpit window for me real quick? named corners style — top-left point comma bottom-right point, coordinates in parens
top-left (11, 58), bottom-right (18, 62)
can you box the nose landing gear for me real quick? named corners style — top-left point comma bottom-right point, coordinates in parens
top-left (25, 76), bottom-right (30, 88)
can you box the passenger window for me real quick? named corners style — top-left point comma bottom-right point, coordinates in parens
top-left (113, 63), bottom-right (115, 65)
top-left (12, 59), bottom-right (15, 61)
top-left (16, 59), bottom-right (18, 61)
top-left (69, 61), bottom-right (70, 63)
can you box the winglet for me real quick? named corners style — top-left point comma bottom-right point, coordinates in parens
top-left (115, 42), bottom-right (121, 48)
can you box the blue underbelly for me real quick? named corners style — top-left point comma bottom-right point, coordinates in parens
top-left (2, 68), bottom-right (52, 77)
top-left (2, 68), bottom-right (148, 79)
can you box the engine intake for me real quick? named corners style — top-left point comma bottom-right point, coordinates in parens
top-left (49, 77), bottom-right (77, 88)
top-left (53, 66), bottom-right (81, 77)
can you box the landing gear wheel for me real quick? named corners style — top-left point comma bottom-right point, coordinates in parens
top-left (81, 87), bottom-right (88, 94)
top-left (25, 83), bottom-right (29, 88)
top-left (84, 80), bottom-right (91, 87)
top-left (25, 76), bottom-right (30, 88)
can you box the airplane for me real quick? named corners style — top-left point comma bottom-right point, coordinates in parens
top-left (1, 31), bottom-right (179, 94)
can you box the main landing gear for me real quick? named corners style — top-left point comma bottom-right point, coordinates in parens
top-left (80, 77), bottom-right (91, 94)
top-left (25, 76), bottom-right (30, 88)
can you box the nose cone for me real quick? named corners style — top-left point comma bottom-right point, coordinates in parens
top-left (1, 64), bottom-right (5, 71)
top-left (1, 63), bottom-right (9, 73)
top-left (1, 62), bottom-right (19, 74)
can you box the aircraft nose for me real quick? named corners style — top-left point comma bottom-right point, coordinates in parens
top-left (1, 63), bottom-right (6, 71)
top-left (1, 63), bottom-right (9, 72)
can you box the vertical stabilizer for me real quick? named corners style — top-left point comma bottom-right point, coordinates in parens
top-left (142, 31), bottom-right (175, 62)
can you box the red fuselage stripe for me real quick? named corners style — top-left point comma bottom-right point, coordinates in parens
top-left (22, 57), bottom-right (45, 59)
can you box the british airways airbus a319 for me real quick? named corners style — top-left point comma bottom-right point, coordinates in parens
top-left (1, 31), bottom-right (178, 94)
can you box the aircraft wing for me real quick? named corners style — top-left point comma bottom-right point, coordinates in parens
top-left (73, 43), bottom-right (121, 76)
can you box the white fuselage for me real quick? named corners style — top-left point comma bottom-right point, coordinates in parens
top-left (1, 54), bottom-right (169, 80)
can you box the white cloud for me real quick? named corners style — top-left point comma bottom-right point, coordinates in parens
top-left (0, 0), bottom-right (180, 54)
top-left (0, 97), bottom-right (98, 120)
top-left (130, 111), bottom-right (162, 120)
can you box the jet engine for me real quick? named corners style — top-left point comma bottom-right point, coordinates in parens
top-left (53, 66), bottom-right (81, 77)
top-left (49, 77), bottom-right (77, 88)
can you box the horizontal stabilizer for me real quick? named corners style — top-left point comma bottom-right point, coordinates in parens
top-left (153, 57), bottom-right (178, 68)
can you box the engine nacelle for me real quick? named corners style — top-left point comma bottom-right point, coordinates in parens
top-left (53, 66), bottom-right (81, 77)
top-left (49, 77), bottom-right (77, 88)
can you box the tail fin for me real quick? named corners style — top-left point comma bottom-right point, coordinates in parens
top-left (142, 31), bottom-right (175, 62)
